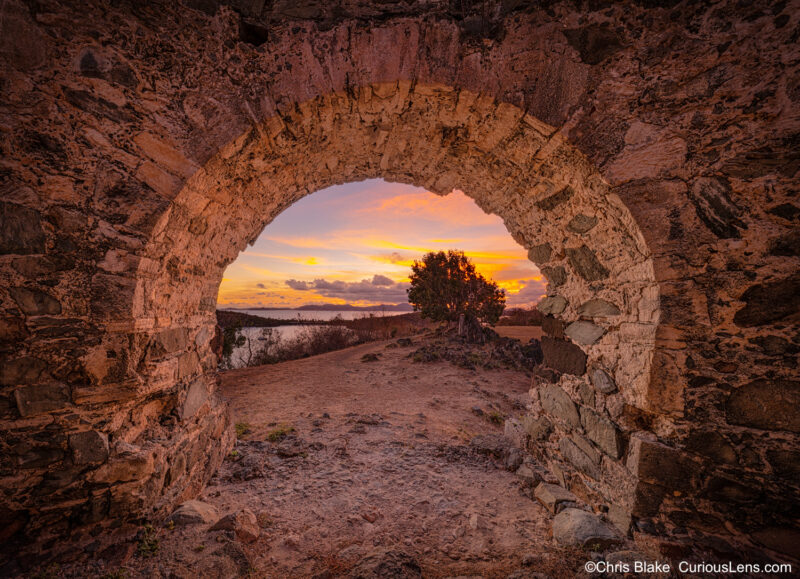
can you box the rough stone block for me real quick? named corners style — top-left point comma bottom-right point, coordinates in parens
top-left (566, 245), bottom-right (609, 282)
top-left (733, 274), bottom-right (800, 327)
top-left (552, 508), bottom-right (621, 548)
top-left (0, 201), bottom-right (46, 255)
top-left (541, 315), bottom-right (564, 338)
top-left (589, 367), bottom-right (617, 394)
top-left (69, 430), bottom-right (109, 465)
top-left (169, 500), bottom-right (219, 526)
top-left (607, 504), bottom-right (632, 536)
top-left (536, 186), bottom-right (574, 210)
top-left (627, 435), bottom-right (698, 492)
top-left (182, 378), bottom-right (209, 420)
top-left (725, 379), bottom-right (800, 433)
top-left (577, 299), bottom-right (621, 317)
top-left (1, 356), bottom-right (48, 386)
top-left (539, 384), bottom-right (580, 428)
top-left (14, 382), bottom-right (70, 416)
top-left (534, 483), bottom-right (579, 514)
top-left (537, 295), bottom-right (567, 315)
top-left (9, 287), bottom-right (62, 316)
top-left (211, 508), bottom-right (260, 543)
top-left (565, 321), bottom-right (604, 345)
top-left (559, 436), bottom-right (601, 479)
top-left (541, 337), bottom-right (587, 375)
top-left (540, 265), bottom-right (566, 286)
top-left (567, 214), bottom-right (598, 233)
top-left (503, 418), bottom-right (527, 448)
top-left (580, 407), bottom-right (623, 459)
top-left (521, 414), bottom-right (552, 440)
top-left (527, 243), bottom-right (552, 264)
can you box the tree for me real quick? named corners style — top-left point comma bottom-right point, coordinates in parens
top-left (407, 250), bottom-right (506, 333)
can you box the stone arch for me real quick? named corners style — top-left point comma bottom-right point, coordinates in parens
top-left (112, 82), bottom-right (660, 531)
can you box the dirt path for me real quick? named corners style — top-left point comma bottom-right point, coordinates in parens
top-left (127, 337), bottom-right (582, 578)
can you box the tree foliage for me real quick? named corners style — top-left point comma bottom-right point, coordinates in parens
top-left (407, 250), bottom-right (505, 326)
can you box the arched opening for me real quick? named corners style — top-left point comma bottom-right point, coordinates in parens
top-left (110, 83), bottom-right (660, 537)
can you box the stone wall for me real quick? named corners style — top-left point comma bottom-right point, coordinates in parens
top-left (0, 0), bottom-right (798, 565)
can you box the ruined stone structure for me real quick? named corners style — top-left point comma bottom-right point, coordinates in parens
top-left (1, 0), bottom-right (798, 566)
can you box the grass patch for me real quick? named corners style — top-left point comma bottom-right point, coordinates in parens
top-left (486, 410), bottom-right (504, 425)
top-left (137, 524), bottom-right (159, 557)
top-left (267, 424), bottom-right (295, 442)
top-left (235, 421), bottom-right (251, 439)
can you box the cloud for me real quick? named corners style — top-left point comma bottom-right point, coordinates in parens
top-left (506, 278), bottom-right (548, 307)
top-left (256, 283), bottom-right (266, 289)
top-left (284, 277), bottom-right (410, 304)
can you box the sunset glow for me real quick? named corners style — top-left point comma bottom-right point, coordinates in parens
top-left (217, 180), bottom-right (546, 309)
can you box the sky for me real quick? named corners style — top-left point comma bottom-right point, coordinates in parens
top-left (217, 179), bottom-right (546, 309)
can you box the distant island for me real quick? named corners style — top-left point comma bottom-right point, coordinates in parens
top-left (222, 303), bottom-right (415, 312)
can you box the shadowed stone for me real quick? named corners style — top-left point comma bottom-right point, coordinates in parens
top-left (688, 176), bottom-right (746, 239)
top-left (563, 25), bottom-right (624, 65)
top-left (565, 321), bottom-right (604, 345)
top-left (534, 483), bottom-right (579, 514)
top-left (539, 385), bottom-right (579, 428)
top-left (537, 296), bottom-right (567, 315)
top-left (567, 214), bottom-right (598, 234)
top-left (553, 508), bottom-right (621, 548)
top-left (580, 407), bottom-right (623, 459)
top-left (541, 337), bottom-right (587, 375)
top-left (559, 436), bottom-right (601, 479)
top-left (566, 246), bottom-right (609, 282)
top-left (69, 430), bottom-right (109, 465)
top-left (767, 449), bottom-right (800, 480)
top-left (578, 299), bottom-right (620, 317)
top-left (725, 379), bottom-right (800, 433)
top-left (349, 549), bottom-right (422, 578)
top-left (211, 508), bottom-right (260, 543)
top-left (0, 201), bottom-right (46, 255)
top-left (170, 500), bottom-right (219, 526)
top-left (527, 243), bottom-right (552, 264)
top-left (0, 356), bottom-right (48, 386)
top-left (733, 275), bottom-right (800, 327)
top-left (627, 436), bottom-right (699, 492)
top-left (536, 186), bottom-right (574, 210)
top-left (541, 266), bottom-right (566, 287)
top-left (14, 383), bottom-right (70, 417)
top-left (522, 415), bottom-right (552, 440)
top-left (9, 287), bottom-right (62, 316)
top-left (541, 315), bottom-right (564, 338)
top-left (589, 367), bottom-right (617, 394)
top-left (607, 505), bottom-right (633, 536)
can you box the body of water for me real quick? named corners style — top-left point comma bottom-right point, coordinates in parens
top-left (222, 309), bottom-right (408, 368)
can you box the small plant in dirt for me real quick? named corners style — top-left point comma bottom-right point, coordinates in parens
top-left (100, 570), bottom-right (128, 579)
top-left (137, 524), bottom-right (159, 557)
top-left (235, 421), bottom-right (252, 439)
top-left (193, 544), bottom-right (206, 552)
top-left (486, 410), bottom-right (504, 425)
top-left (165, 519), bottom-right (175, 531)
top-left (229, 449), bottom-right (240, 458)
top-left (256, 512), bottom-right (273, 528)
top-left (267, 425), bottom-right (295, 442)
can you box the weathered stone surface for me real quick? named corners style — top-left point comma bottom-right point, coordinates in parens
top-left (725, 379), bottom-right (800, 433)
top-left (627, 436), bottom-right (699, 492)
top-left (559, 437), bottom-right (600, 479)
top-left (566, 214), bottom-right (598, 234)
top-left (211, 508), bottom-right (259, 543)
top-left (69, 430), bottom-right (109, 465)
top-left (0, 201), bottom-right (46, 255)
top-left (589, 367), bottom-right (616, 394)
top-left (541, 337), bottom-right (587, 376)
top-left (8, 287), bottom-right (62, 316)
top-left (766, 449), bottom-right (800, 480)
top-left (606, 505), bottom-right (632, 536)
top-left (566, 246), bottom-right (609, 282)
top-left (577, 299), bottom-right (620, 317)
top-left (536, 295), bottom-right (567, 315)
top-left (169, 500), bottom-right (219, 526)
top-left (521, 415), bottom-right (552, 441)
top-left (580, 407), bottom-right (623, 459)
top-left (733, 275), bottom-right (800, 327)
top-left (534, 483), bottom-right (579, 514)
top-left (684, 431), bottom-right (737, 465)
top-left (565, 321), bottom-right (604, 345)
top-left (0, 356), bottom-right (48, 386)
top-left (535, 186), bottom-right (574, 210)
top-left (182, 378), bottom-right (209, 420)
top-left (539, 385), bottom-right (579, 428)
top-left (541, 315), bottom-right (564, 339)
top-left (527, 243), bottom-right (552, 264)
top-left (14, 383), bottom-right (70, 417)
top-left (687, 177), bottom-right (746, 239)
top-left (540, 266), bottom-right (566, 287)
top-left (552, 508), bottom-right (621, 549)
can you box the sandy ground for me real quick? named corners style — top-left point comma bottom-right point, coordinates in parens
top-left (124, 335), bottom-right (584, 578)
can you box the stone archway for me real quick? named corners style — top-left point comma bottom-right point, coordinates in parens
top-left (1, 0), bottom-right (798, 564)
